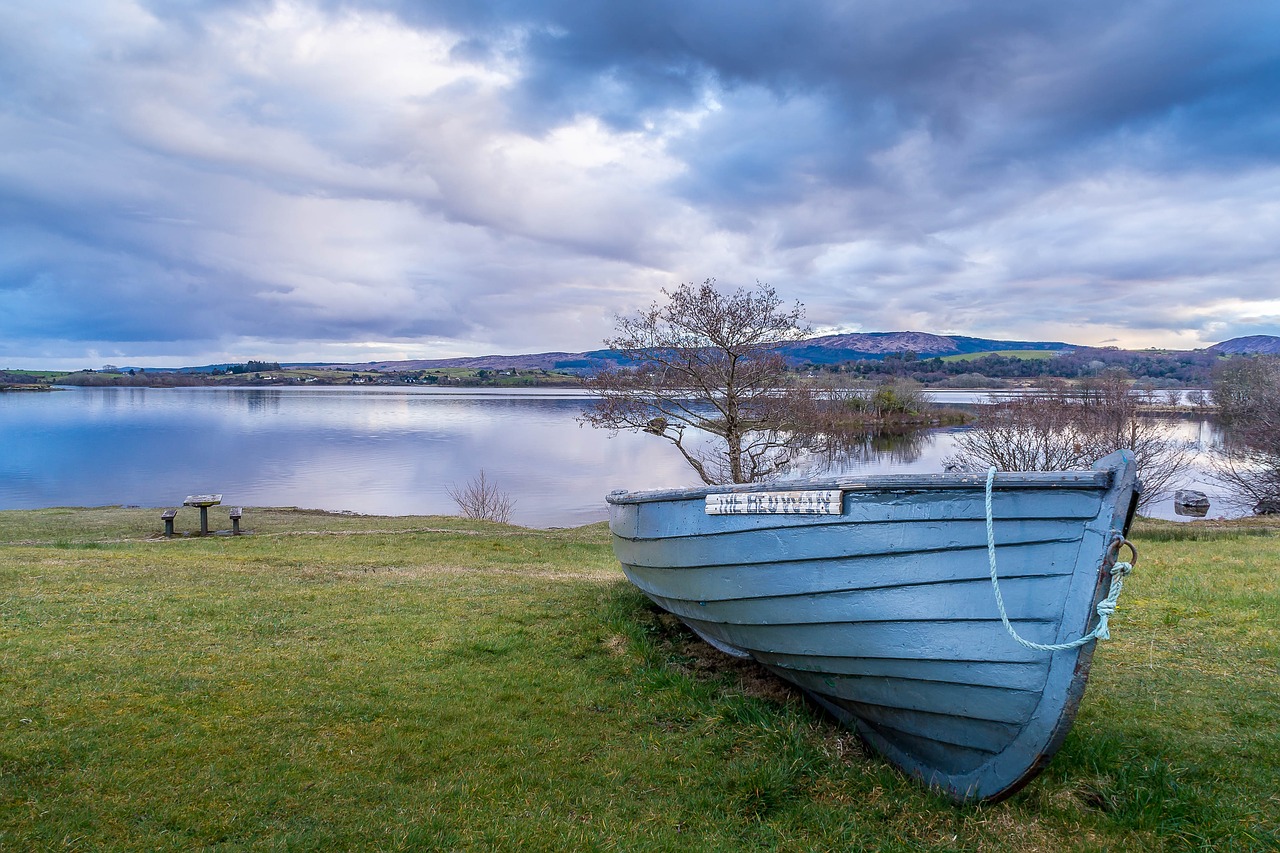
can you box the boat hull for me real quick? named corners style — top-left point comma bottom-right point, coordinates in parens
top-left (607, 451), bottom-right (1140, 802)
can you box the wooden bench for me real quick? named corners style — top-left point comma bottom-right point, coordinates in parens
top-left (161, 508), bottom-right (178, 537)
top-left (229, 507), bottom-right (243, 535)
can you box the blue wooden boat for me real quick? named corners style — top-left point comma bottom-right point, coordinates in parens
top-left (606, 450), bottom-right (1140, 802)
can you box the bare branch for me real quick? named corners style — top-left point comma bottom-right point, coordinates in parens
top-left (581, 279), bottom-right (810, 484)
top-left (945, 373), bottom-right (1194, 509)
top-left (446, 470), bottom-right (516, 524)
top-left (1210, 355), bottom-right (1280, 513)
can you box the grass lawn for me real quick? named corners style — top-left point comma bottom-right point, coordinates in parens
top-left (940, 350), bottom-right (1064, 362)
top-left (1, 508), bottom-right (1276, 851)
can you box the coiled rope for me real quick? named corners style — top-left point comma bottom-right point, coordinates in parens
top-left (985, 466), bottom-right (1136, 652)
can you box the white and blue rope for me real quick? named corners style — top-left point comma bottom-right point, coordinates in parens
top-left (985, 466), bottom-right (1134, 652)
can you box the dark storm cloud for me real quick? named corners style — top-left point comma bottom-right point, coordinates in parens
top-left (368, 0), bottom-right (1280, 289)
top-left (372, 1), bottom-right (1280, 170)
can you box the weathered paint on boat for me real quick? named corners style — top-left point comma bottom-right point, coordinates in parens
top-left (606, 450), bottom-right (1141, 802)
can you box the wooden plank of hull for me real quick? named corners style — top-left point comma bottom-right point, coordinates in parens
top-left (676, 614), bottom-right (1069, 664)
top-left (606, 451), bottom-right (1141, 802)
top-left (748, 652), bottom-right (1051, 692)
top-left (778, 667), bottom-right (1045, 726)
top-left (614, 516), bottom-right (1089, 570)
top-left (826, 697), bottom-right (1024, 755)
top-left (641, 574), bottom-right (1076, 626)
top-left (622, 538), bottom-right (1080, 602)
top-left (854, 721), bottom-right (998, 777)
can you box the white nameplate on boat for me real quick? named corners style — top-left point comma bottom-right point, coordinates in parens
top-left (705, 490), bottom-right (843, 515)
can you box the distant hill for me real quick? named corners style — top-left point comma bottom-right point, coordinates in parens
top-left (336, 332), bottom-right (1074, 373)
top-left (775, 332), bottom-right (1070, 365)
top-left (78, 334), bottom-right (1280, 378)
top-left (1207, 335), bottom-right (1280, 355)
top-left (344, 351), bottom-right (617, 372)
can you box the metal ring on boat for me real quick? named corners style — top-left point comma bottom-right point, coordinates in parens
top-left (1106, 534), bottom-right (1138, 570)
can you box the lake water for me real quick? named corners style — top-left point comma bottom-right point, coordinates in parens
top-left (1, 386), bottom-right (1234, 527)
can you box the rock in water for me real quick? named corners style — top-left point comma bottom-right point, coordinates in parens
top-left (1255, 497), bottom-right (1280, 515)
top-left (1174, 489), bottom-right (1210, 517)
top-left (1175, 489), bottom-right (1210, 508)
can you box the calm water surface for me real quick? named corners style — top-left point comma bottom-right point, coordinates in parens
top-left (1, 386), bottom-right (1231, 526)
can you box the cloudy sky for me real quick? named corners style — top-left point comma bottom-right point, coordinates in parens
top-left (3, 0), bottom-right (1279, 368)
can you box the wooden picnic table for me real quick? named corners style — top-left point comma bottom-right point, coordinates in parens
top-left (184, 494), bottom-right (222, 535)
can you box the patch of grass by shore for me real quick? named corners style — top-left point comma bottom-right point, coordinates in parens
top-left (940, 350), bottom-right (1063, 362)
top-left (2, 508), bottom-right (1277, 850)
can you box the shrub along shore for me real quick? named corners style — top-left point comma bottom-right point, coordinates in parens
top-left (1, 508), bottom-right (1276, 851)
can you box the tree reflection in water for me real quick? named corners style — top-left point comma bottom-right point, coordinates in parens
top-left (784, 425), bottom-right (932, 478)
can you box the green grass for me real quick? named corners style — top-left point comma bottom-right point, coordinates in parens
top-left (2, 509), bottom-right (1277, 850)
top-left (940, 350), bottom-right (1064, 362)
top-left (0, 369), bottom-right (65, 379)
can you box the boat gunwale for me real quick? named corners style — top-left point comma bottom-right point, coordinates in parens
top-left (605, 469), bottom-right (1114, 505)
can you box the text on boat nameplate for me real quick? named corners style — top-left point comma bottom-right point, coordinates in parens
top-left (705, 490), bottom-right (843, 515)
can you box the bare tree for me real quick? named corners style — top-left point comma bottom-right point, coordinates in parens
top-left (1074, 372), bottom-right (1193, 505)
top-left (580, 279), bottom-right (811, 485)
top-left (1186, 388), bottom-right (1210, 409)
top-left (945, 381), bottom-right (1093, 472)
top-left (1214, 436), bottom-right (1280, 514)
top-left (947, 373), bottom-right (1193, 509)
top-left (447, 470), bottom-right (516, 523)
top-left (1211, 356), bottom-right (1280, 513)
top-left (1212, 355), bottom-right (1279, 422)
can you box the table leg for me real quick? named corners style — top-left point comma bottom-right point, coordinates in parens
top-left (199, 506), bottom-right (209, 535)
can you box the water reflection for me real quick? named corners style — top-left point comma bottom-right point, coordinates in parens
top-left (241, 388), bottom-right (284, 414)
top-left (0, 386), bottom-right (701, 526)
top-left (0, 386), bottom-right (1252, 526)
top-left (790, 427), bottom-right (933, 476)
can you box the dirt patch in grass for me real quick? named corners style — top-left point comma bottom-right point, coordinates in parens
top-left (329, 561), bottom-right (621, 583)
top-left (654, 612), bottom-right (802, 706)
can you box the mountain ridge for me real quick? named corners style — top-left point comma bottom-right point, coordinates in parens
top-left (335, 331), bottom-right (1076, 372)
top-left (132, 333), bottom-right (1277, 374)
top-left (1207, 335), bottom-right (1280, 355)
